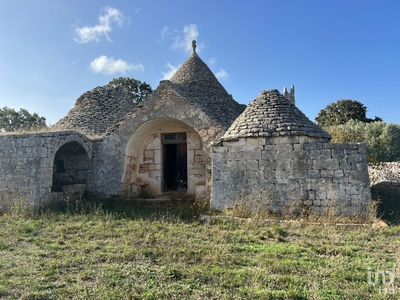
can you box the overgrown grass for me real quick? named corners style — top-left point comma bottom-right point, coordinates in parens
top-left (222, 191), bottom-right (379, 226)
top-left (0, 195), bottom-right (399, 299)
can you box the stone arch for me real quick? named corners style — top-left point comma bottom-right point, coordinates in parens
top-left (51, 141), bottom-right (91, 193)
top-left (122, 118), bottom-right (207, 196)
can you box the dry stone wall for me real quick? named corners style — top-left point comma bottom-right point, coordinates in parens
top-left (0, 131), bottom-right (93, 209)
top-left (211, 136), bottom-right (371, 215)
top-left (368, 162), bottom-right (400, 186)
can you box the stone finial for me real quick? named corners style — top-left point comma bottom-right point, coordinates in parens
top-left (192, 40), bottom-right (197, 53)
top-left (283, 85), bottom-right (295, 105)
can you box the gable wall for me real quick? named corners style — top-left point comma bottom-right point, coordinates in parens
top-left (88, 83), bottom-right (224, 197)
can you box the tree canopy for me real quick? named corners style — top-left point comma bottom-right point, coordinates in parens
top-left (315, 99), bottom-right (382, 128)
top-left (0, 107), bottom-right (47, 132)
top-left (109, 77), bottom-right (152, 104)
top-left (325, 120), bottom-right (400, 163)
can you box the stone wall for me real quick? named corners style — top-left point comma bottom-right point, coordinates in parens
top-left (211, 136), bottom-right (371, 215)
top-left (0, 131), bottom-right (93, 208)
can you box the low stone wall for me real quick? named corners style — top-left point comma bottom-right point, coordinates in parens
top-left (211, 136), bottom-right (371, 215)
top-left (368, 162), bottom-right (400, 186)
top-left (0, 131), bottom-right (93, 208)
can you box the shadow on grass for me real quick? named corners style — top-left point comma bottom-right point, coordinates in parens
top-left (38, 193), bottom-right (210, 223)
top-left (371, 182), bottom-right (400, 225)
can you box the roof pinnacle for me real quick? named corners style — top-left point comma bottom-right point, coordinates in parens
top-left (192, 40), bottom-right (197, 53)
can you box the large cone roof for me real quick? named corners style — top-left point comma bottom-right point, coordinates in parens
top-left (168, 50), bottom-right (245, 128)
top-left (222, 89), bottom-right (331, 140)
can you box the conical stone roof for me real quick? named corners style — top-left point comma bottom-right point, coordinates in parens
top-left (53, 84), bottom-right (135, 136)
top-left (222, 89), bottom-right (331, 140)
top-left (168, 41), bottom-right (245, 128)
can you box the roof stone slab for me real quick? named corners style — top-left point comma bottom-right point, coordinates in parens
top-left (222, 89), bottom-right (331, 140)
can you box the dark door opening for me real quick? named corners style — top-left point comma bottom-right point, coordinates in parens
top-left (52, 141), bottom-right (90, 192)
top-left (163, 133), bottom-right (187, 191)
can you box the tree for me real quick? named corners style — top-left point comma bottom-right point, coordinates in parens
top-left (0, 107), bottom-right (47, 132)
top-left (325, 120), bottom-right (400, 163)
top-left (315, 99), bottom-right (382, 128)
top-left (109, 77), bottom-right (152, 104)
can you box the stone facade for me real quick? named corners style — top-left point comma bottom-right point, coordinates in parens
top-left (0, 131), bottom-right (93, 209)
top-left (0, 41), bottom-right (372, 216)
top-left (211, 136), bottom-right (370, 215)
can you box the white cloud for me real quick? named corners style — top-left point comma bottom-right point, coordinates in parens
top-left (171, 24), bottom-right (203, 53)
top-left (215, 69), bottom-right (229, 80)
top-left (90, 56), bottom-right (144, 75)
top-left (156, 26), bottom-right (170, 43)
top-left (208, 57), bottom-right (217, 65)
top-left (162, 62), bottom-right (180, 80)
top-left (74, 7), bottom-right (124, 43)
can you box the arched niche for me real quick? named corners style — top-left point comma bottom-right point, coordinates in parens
top-left (123, 118), bottom-right (207, 196)
top-left (51, 141), bottom-right (90, 193)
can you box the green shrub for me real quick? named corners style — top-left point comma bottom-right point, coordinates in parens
top-left (325, 120), bottom-right (400, 163)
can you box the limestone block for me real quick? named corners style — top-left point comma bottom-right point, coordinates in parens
top-left (303, 143), bottom-right (322, 151)
top-left (187, 149), bottom-right (195, 163)
top-left (347, 154), bottom-right (364, 164)
top-left (261, 150), bottom-right (274, 160)
top-left (313, 158), bottom-right (339, 170)
top-left (309, 149), bottom-right (321, 158)
top-left (357, 144), bottom-right (367, 154)
top-left (34, 147), bottom-right (48, 158)
top-left (276, 157), bottom-right (292, 172)
top-left (316, 190), bottom-right (327, 200)
top-left (333, 175), bottom-right (349, 183)
top-left (154, 150), bottom-right (162, 164)
top-left (150, 170), bottom-right (161, 177)
top-left (144, 149), bottom-right (154, 159)
top-left (308, 170), bottom-right (320, 178)
top-left (244, 159), bottom-right (258, 171)
top-left (320, 169), bottom-right (334, 178)
top-left (334, 169), bottom-right (344, 177)
top-left (213, 153), bottom-right (222, 164)
top-left (348, 171), bottom-right (363, 182)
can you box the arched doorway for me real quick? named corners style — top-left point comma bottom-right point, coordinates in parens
top-left (123, 118), bottom-right (207, 197)
top-left (51, 141), bottom-right (90, 193)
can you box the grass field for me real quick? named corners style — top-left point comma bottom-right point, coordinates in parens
top-left (0, 195), bottom-right (399, 299)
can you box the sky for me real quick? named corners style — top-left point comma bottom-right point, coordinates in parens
top-left (0, 0), bottom-right (399, 125)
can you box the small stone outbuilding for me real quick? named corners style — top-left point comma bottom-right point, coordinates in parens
top-left (211, 89), bottom-right (371, 215)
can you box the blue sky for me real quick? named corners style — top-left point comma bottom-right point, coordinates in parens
top-left (0, 0), bottom-right (399, 125)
